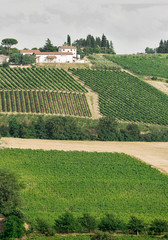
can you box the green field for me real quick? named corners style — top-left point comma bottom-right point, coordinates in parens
top-left (71, 69), bottom-right (168, 125)
top-left (104, 54), bottom-right (168, 78)
top-left (0, 149), bottom-right (168, 224)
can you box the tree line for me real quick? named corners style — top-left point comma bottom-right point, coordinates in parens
top-left (0, 115), bottom-right (168, 142)
top-left (73, 34), bottom-right (115, 56)
top-left (145, 39), bottom-right (168, 54)
top-left (0, 34), bottom-right (115, 65)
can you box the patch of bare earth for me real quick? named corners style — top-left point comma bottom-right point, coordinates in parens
top-left (145, 80), bottom-right (168, 95)
top-left (1, 138), bottom-right (168, 174)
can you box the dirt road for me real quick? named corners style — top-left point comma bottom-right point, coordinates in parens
top-left (1, 137), bottom-right (168, 174)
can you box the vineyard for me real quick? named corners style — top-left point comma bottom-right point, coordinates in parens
top-left (104, 54), bottom-right (168, 78)
top-left (0, 90), bottom-right (91, 116)
top-left (71, 69), bottom-right (168, 125)
top-left (1, 149), bottom-right (168, 224)
top-left (0, 68), bottom-right (91, 117)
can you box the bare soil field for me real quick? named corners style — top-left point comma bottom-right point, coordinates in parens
top-left (1, 137), bottom-right (168, 174)
top-left (145, 80), bottom-right (168, 95)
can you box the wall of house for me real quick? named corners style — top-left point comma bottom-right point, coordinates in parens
top-left (58, 47), bottom-right (77, 57)
top-left (36, 54), bottom-right (73, 63)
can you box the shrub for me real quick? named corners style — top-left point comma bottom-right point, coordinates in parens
top-left (149, 219), bottom-right (168, 234)
top-left (1, 215), bottom-right (25, 239)
top-left (36, 217), bottom-right (54, 236)
top-left (127, 216), bottom-right (145, 235)
top-left (0, 169), bottom-right (24, 216)
top-left (54, 212), bottom-right (82, 233)
top-left (97, 117), bottom-right (118, 141)
top-left (79, 213), bottom-right (97, 232)
top-left (99, 214), bottom-right (123, 232)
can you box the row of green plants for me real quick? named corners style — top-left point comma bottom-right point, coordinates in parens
top-left (2, 211), bottom-right (167, 239)
top-left (1, 115), bottom-right (168, 141)
top-left (34, 212), bottom-right (168, 236)
top-left (104, 54), bottom-right (168, 79)
top-left (0, 67), bottom-right (86, 92)
top-left (0, 90), bottom-right (91, 117)
top-left (70, 69), bottom-right (168, 125)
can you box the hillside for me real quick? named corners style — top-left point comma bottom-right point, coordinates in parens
top-left (104, 54), bottom-right (168, 79)
top-left (0, 148), bottom-right (168, 224)
top-left (0, 68), bottom-right (91, 117)
top-left (71, 69), bottom-right (168, 125)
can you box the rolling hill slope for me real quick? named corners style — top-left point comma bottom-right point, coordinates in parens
top-left (71, 69), bottom-right (168, 125)
top-left (0, 148), bottom-right (168, 224)
top-left (0, 68), bottom-right (91, 117)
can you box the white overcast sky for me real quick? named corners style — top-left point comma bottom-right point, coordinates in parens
top-left (1, 0), bottom-right (168, 54)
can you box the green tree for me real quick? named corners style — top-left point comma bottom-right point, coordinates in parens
top-left (54, 212), bottom-right (82, 233)
top-left (22, 54), bottom-right (35, 65)
top-left (127, 216), bottom-right (145, 235)
top-left (101, 34), bottom-right (107, 48)
top-left (67, 34), bottom-right (71, 46)
top-left (34, 116), bottom-right (47, 139)
top-left (40, 38), bottom-right (57, 52)
top-left (1, 38), bottom-right (18, 55)
top-left (0, 169), bottom-right (24, 216)
top-left (126, 123), bottom-right (140, 140)
top-left (36, 217), bottom-right (52, 235)
top-left (149, 219), bottom-right (168, 234)
top-left (9, 53), bottom-right (22, 64)
top-left (9, 117), bottom-right (20, 137)
top-left (79, 213), bottom-right (97, 232)
top-left (145, 47), bottom-right (155, 54)
top-left (99, 214), bottom-right (123, 232)
top-left (97, 117), bottom-right (118, 141)
top-left (1, 215), bottom-right (25, 239)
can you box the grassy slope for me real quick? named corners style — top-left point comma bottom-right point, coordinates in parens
top-left (0, 149), bottom-right (168, 224)
top-left (104, 54), bottom-right (168, 79)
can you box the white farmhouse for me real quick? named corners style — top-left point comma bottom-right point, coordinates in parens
top-left (19, 46), bottom-right (81, 63)
top-left (58, 46), bottom-right (77, 58)
top-left (35, 52), bottom-right (73, 63)
top-left (0, 55), bottom-right (9, 64)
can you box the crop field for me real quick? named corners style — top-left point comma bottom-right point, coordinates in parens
top-left (0, 90), bottom-right (91, 116)
top-left (0, 149), bottom-right (168, 224)
top-left (0, 68), bottom-right (86, 91)
top-left (104, 54), bottom-right (168, 78)
top-left (71, 69), bottom-right (168, 125)
top-left (0, 68), bottom-right (92, 117)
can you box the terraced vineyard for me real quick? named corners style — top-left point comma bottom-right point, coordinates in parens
top-left (0, 68), bottom-right (91, 117)
top-left (104, 54), bottom-right (168, 78)
top-left (71, 69), bottom-right (168, 125)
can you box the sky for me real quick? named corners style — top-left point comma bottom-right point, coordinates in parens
top-left (1, 0), bottom-right (168, 54)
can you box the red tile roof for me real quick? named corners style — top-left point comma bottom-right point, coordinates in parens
top-left (47, 56), bottom-right (56, 59)
top-left (59, 46), bottom-right (76, 49)
top-left (36, 52), bottom-right (73, 55)
top-left (20, 50), bottom-right (41, 54)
